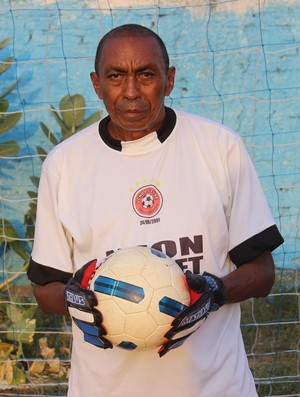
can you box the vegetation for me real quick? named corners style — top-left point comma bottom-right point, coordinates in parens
top-left (0, 37), bottom-right (27, 275)
top-left (0, 274), bottom-right (298, 395)
top-left (241, 269), bottom-right (300, 396)
top-left (0, 48), bottom-right (101, 391)
top-left (0, 37), bottom-right (22, 156)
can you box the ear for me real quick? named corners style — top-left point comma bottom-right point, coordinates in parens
top-left (90, 72), bottom-right (103, 100)
top-left (165, 66), bottom-right (176, 97)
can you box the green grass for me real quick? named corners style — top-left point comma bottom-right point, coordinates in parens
top-left (241, 267), bottom-right (300, 397)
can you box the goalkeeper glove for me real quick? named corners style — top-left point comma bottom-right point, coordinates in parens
top-left (186, 271), bottom-right (227, 310)
top-left (65, 259), bottom-right (113, 349)
top-left (158, 271), bottom-right (227, 357)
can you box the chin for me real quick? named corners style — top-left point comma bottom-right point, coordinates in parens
top-left (117, 121), bottom-right (153, 134)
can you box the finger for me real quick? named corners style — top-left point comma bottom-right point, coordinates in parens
top-left (164, 317), bottom-right (206, 340)
top-left (185, 272), bottom-right (207, 293)
top-left (68, 307), bottom-right (94, 323)
top-left (158, 335), bottom-right (189, 358)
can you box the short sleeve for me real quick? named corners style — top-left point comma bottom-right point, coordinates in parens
top-left (225, 136), bottom-right (283, 264)
top-left (28, 162), bottom-right (74, 281)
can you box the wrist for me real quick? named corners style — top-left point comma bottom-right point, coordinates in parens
top-left (203, 272), bottom-right (227, 307)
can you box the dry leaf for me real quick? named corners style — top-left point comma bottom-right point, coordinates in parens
top-left (0, 360), bottom-right (13, 385)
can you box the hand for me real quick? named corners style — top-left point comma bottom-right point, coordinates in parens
top-left (65, 259), bottom-right (113, 349)
top-left (158, 271), bottom-right (227, 357)
top-left (186, 271), bottom-right (227, 310)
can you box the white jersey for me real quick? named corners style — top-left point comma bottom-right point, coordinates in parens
top-left (28, 108), bottom-right (283, 397)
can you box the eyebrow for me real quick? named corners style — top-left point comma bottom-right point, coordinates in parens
top-left (106, 64), bottom-right (157, 74)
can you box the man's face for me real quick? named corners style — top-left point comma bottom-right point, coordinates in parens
top-left (90, 36), bottom-right (175, 140)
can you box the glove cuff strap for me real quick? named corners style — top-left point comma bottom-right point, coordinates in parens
top-left (203, 272), bottom-right (227, 307)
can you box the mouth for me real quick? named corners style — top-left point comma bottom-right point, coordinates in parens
top-left (117, 108), bottom-right (149, 120)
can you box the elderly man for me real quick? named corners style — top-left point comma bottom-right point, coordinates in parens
top-left (28, 24), bottom-right (283, 397)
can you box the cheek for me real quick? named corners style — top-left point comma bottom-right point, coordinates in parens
top-left (150, 89), bottom-right (168, 106)
top-left (101, 90), bottom-right (118, 107)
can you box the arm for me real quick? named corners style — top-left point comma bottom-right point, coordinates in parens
top-left (159, 250), bottom-right (275, 357)
top-left (33, 282), bottom-right (69, 316)
top-left (222, 250), bottom-right (275, 303)
top-left (33, 260), bottom-right (113, 349)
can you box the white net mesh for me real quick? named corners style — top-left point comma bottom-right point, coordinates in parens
top-left (0, 1), bottom-right (299, 395)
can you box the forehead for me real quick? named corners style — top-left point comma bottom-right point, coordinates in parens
top-left (97, 36), bottom-right (166, 71)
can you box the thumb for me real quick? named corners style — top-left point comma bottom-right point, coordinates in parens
top-left (185, 271), bottom-right (207, 293)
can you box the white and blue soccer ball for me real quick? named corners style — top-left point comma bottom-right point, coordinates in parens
top-left (89, 246), bottom-right (190, 350)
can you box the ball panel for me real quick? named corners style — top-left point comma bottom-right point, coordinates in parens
top-left (159, 296), bottom-right (188, 317)
top-left (118, 341), bottom-right (137, 350)
top-left (97, 300), bottom-right (126, 335)
top-left (141, 259), bottom-right (173, 289)
top-left (124, 311), bottom-right (158, 340)
top-left (151, 286), bottom-right (189, 325)
top-left (112, 334), bottom-right (146, 350)
top-left (94, 275), bottom-right (145, 303)
top-left (145, 324), bottom-right (170, 348)
top-left (104, 247), bottom-right (150, 277)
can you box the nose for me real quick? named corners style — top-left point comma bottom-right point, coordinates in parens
top-left (123, 75), bottom-right (140, 100)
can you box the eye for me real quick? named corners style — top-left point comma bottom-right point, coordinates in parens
top-left (143, 72), bottom-right (153, 77)
top-left (108, 73), bottom-right (123, 81)
top-left (138, 72), bottom-right (155, 80)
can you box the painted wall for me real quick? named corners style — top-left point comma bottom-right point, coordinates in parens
top-left (1, 0), bottom-right (299, 268)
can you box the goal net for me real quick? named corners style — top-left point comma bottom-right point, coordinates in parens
top-left (0, 1), bottom-right (298, 396)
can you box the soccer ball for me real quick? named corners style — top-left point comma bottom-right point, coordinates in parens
top-left (142, 194), bottom-right (153, 208)
top-left (88, 246), bottom-right (190, 351)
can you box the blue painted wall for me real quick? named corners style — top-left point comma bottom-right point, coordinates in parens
top-left (0, 1), bottom-right (299, 269)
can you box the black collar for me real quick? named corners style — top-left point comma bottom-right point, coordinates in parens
top-left (98, 107), bottom-right (177, 151)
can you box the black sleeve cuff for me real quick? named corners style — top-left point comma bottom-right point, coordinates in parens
top-left (229, 225), bottom-right (284, 267)
top-left (27, 257), bottom-right (73, 286)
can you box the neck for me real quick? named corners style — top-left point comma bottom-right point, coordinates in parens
top-left (107, 123), bottom-right (154, 141)
top-left (107, 106), bottom-right (166, 142)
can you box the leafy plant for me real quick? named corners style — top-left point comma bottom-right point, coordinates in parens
top-left (38, 93), bottom-right (101, 157)
top-left (0, 299), bottom-right (35, 388)
top-left (0, 82), bottom-right (101, 390)
top-left (0, 37), bottom-right (22, 156)
top-left (6, 302), bottom-right (36, 345)
top-left (0, 37), bottom-right (27, 286)
top-left (0, 220), bottom-right (29, 262)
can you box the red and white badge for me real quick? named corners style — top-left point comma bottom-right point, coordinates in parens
top-left (132, 185), bottom-right (163, 218)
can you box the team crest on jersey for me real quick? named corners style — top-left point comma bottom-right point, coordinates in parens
top-left (132, 184), bottom-right (163, 218)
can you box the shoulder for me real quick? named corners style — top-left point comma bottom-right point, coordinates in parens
top-left (174, 110), bottom-right (239, 137)
top-left (42, 122), bottom-right (100, 170)
top-left (46, 121), bottom-right (99, 156)
top-left (173, 109), bottom-right (242, 150)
